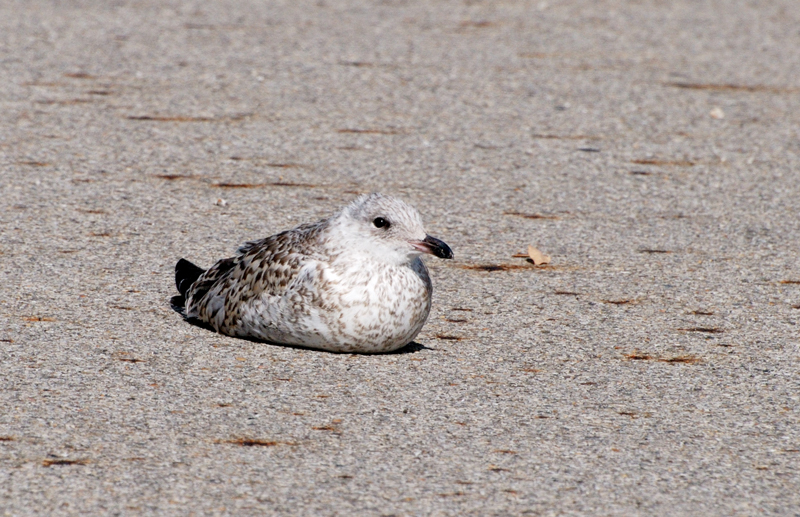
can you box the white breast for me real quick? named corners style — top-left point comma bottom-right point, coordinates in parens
top-left (239, 257), bottom-right (432, 353)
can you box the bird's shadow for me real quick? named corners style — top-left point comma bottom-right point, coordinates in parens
top-left (169, 296), bottom-right (434, 355)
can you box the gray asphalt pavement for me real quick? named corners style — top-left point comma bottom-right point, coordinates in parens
top-left (2, 0), bottom-right (799, 515)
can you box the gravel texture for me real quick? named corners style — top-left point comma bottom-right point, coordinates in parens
top-left (1, 0), bottom-right (799, 515)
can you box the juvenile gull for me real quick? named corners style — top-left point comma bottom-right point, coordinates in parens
top-left (173, 193), bottom-right (453, 353)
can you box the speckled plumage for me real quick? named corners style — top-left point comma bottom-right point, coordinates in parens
top-left (175, 194), bottom-right (453, 353)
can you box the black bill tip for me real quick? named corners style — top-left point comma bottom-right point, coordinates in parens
top-left (422, 234), bottom-right (454, 260)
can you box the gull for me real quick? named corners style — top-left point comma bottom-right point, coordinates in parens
top-left (173, 193), bottom-right (453, 353)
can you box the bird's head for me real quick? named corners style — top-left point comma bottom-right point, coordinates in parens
top-left (331, 193), bottom-right (453, 265)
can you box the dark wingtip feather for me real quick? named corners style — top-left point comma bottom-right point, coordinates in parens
top-left (170, 295), bottom-right (186, 313)
top-left (175, 258), bottom-right (206, 297)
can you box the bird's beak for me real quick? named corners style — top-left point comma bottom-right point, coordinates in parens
top-left (410, 235), bottom-right (454, 259)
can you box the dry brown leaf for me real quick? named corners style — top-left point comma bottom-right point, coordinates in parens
top-left (527, 245), bottom-right (551, 265)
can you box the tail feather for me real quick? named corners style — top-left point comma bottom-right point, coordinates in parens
top-left (175, 258), bottom-right (206, 297)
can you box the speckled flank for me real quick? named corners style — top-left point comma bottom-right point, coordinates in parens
top-left (180, 194), bottom-right (449, 353)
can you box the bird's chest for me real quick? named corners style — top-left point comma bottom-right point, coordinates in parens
top-left (321, 259), bottom-right (431, 328)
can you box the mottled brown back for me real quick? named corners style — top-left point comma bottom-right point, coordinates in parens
top-left (185, 221), bottom-right (328, 330)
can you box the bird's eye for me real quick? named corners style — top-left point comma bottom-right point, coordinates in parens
top-left (373, 217), bottom-right (390, 229)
